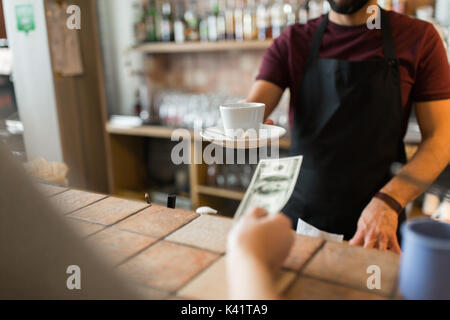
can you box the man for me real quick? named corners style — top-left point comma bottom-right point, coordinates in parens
top-left (246, 0), bottom-right (450, 253)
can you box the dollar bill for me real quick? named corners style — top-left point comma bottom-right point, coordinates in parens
top-left (234, 156), bottom-right (303, 220)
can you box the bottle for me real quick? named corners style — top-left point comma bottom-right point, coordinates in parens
top-left (226, 165), bottom-right (239, 189)
top-left (234, 0), bottom-right (245, 41)
top-left (199, 6), bottom-right (209, 42)
top-left (174, 1), bottom-right (186, 43)
top-left (244, 0), bottom-right (257, 40)
top-left (256, 0), bottom-right (271, 40)
top-left (184, 0), bottom-right (200, 41)
top-left (308, 0), bottom-right (322, 20)
top-left (160, 1), bottom-right (173, 42)
top-left (217, 0), bottom-right (227, 40)
top-left (298, 0), bottom-right (308, 24)
top-left (284, 0), bottom-right (297, 26)
top-left (270, 0), bottom-right (285, 38)
top-left (225, 0), bottom-right (235, 40)
top-left (392, 0), bottom-right (406, 14)
top-left (322, 0), bottom-right (330, 14)
top-left (145, 0), bottom-right (158, 42)
top-left (206, 165), bottom-right (218, 186)
top-left (153, 1), bottom-right (162, 41)
top-left (377, 0), bottom-right (392, 11)
top-left (134, 2), bottom-right (147, 44)
top-left (133, 89), bottom-right (142, 116)
top-left (208, 0), bottom-right (219, 41)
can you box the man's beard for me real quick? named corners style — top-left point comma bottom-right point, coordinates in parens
top-left (327, 0), bottom-right (371, 15)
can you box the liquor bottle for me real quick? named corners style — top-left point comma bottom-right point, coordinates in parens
top-left (284, 0), bottom-right (297, 26)
top-left (298, 0), bottom-right (308, 24)
top-left (234, 0), bottom-right (245, 41)
top-left (217, 0), bottom-right (227, 40)
top-left (377, 0), bottom-right (392, 10)
top-left (184, 0), bottom-right (200, 41)
top-left (174, 2), bottom-right (186, 43)
top-left (208, 0), bottom-right (219, 41)
top-left (199, 4), bottom-right (209, 42)
top-left (392, 0), bottom-right (406, 14)
top-left (133, 89), bottom-right (142, 116)
top-left (225, 0), bottom-right (235, 40)
top-left (270, 0), bottom-right (285, 38)
top-left (308, 0), bottom-right (322, 20)
top-left (243, 0), bottom-right (257, 40)
top-left (145, 0), bottom-right (158, 42)
top-left (256, 0), bottom-right (271, 40)
top-left (322, 0), bottom-right (330, 14)
top-left (206, 165), bottom-right (218, 186)
top-left (134, 2), bottom-right (147, 44)
top-left (160, 1), bottom-right (173, 42)
top-left (154, 1), bottom-right (162, 41)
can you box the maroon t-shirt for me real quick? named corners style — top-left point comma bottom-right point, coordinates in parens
top-left (256, 11), bottom-right (450, 133)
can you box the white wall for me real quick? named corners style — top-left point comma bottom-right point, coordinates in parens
top-left (97, 0), bottom-right (144, 115)
top-left (3, 0), bottom-right (63, 162)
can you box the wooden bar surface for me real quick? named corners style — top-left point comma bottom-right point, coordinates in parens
top-left (42, 185), bottom-right (400, 300)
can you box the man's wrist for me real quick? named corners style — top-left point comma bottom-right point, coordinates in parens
top-left (374, 192), bottom-right (404, 215)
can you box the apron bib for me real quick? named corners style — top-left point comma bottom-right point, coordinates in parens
top-left (284, 8), bottom-right (406, 240)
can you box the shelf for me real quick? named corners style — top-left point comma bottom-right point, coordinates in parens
top-left (106, 122), bottom-right (291, 148)
top-left (106, 123), bottom-right (191, 139)
top-left (197, 185), bottom-right (245, 201)
top-left (133, 40), bottom-right (273, 54)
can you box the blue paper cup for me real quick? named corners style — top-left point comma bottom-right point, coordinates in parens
top-left (399, 219), bottom-right (450, 300)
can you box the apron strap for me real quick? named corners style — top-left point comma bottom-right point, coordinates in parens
top-left (305, 7), bottom-right (398, 65)
top-left (305, 14), bottom-right (329, 67)
top-left (379, 8), bottom-right (397, 60)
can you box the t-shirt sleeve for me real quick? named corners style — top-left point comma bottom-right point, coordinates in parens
top-left (256, 31), bottom-right (291, 90)
top-left (412, 24), bottom-right (450, 102)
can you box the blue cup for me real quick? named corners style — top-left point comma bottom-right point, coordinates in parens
top-left (399, 219), bottom-right (450, 300)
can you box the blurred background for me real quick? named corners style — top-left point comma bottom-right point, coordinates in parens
top-left (0, 0), bottom-right (449, 216)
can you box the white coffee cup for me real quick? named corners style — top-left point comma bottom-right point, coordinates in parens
top-left (220, 103), bottom-right (265, 134)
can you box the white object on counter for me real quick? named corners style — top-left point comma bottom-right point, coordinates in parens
top-left (422, 192), bottom-right (441, 216)
top-left (296, 218), bottom-right (344, 243)
top-left (196, 206), bottom-right (218, 216)
top-left (432, 197), bottom-right (450, 223)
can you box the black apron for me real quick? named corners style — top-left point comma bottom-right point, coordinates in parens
top-left (284, 8), bottom-right (406, 240)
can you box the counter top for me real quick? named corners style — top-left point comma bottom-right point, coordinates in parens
top-left (39, 183), bottom-right (401, 300)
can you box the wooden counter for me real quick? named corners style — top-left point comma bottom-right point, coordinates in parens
top-left (40, 183), bottom-right (401, 300)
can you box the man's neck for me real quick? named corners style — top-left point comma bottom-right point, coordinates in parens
top-left (328, 0), bottom-right (378, 26)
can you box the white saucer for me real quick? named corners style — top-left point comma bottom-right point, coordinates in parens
top-left (200, 124), bottom-right (287, 149)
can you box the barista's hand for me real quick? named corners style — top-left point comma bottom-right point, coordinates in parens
top-left (350, 198), bottom-right (401, 254)
top-left (264, 119), bottom-right (274, 125)
top-left (227, 208), bottom-right (294, 272)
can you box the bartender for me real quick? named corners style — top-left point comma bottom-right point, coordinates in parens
top-left (246, 0), bottom-right (450, 252)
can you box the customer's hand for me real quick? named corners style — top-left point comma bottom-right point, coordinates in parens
top-left (264, 119), bottom-right (274, 125)
top-left (350, 198), bottom-right (401, 253)
top-left (228, 208), bottom-right (294, 272)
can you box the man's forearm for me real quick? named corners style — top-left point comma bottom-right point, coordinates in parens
top-left (381, 136), bottom-right (450, 207)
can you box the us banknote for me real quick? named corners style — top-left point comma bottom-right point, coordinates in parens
top-left (234, 156), bottom-right (303, 219)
